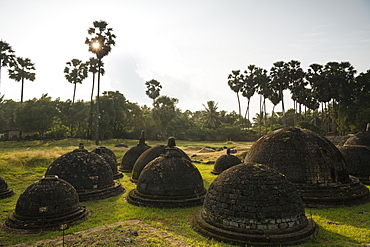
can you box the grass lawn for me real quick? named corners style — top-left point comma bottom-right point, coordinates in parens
top-left (0, 138), bottom-right (369, 246)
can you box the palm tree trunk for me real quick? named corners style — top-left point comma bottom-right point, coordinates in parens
top-left (236, 93), bottom-right (241, 117)
top-left (88, 73), bottom-right (96, 139)
top-left (73, 83), bottom-right (76, 104)
top-left (95, 61), bottom-right (101, 145)
top-left (280, 88), bottom-right (285, 126)
top-left (21, 77), bottom-right (24, 104)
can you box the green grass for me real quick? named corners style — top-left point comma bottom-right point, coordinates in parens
top-left (0, 139), bottom-right (370, 246)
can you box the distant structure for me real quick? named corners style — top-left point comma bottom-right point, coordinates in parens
top-left (127, 143), bottom-right (206, 208)
top-left (131, 137), bottom-right (190, 183)
top-left (92, 147), bottom-right (123, 179)
top-left (45, 144), bottom-right (125, 202)
top-left (338, 125), bottom-right (370, 184)
top-left (244, 127), bottom-right (369, 208)
top-left (191, 164), bottom-right (317, 246)
top-left (210, 148), bottom-right (241, 175)
top-left (5, 175), bottom-right (88, 232)
top-left (119, 130), bottom-right (151, 173)
top-left (0, 175), bottom-right (14, 199)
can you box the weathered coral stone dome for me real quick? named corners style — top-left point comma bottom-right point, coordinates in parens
top-left (119, 131), bottom-right (151, 173)
top-left (45, 146), bottom-right (125, 202)
top-left (5, 175), bottom-right (88, 231)
top-left (191, 164), bottom-right (317, 246)
top-left (127, 146), bottom-right (206, 208)
top-left (92, 146), bottom-right (117, 161)
top-left (339, 129), bottom-right (370, 184)
top-left (131, 137), bottom-right (191, 183)
top-left (244, 127), bottom-right (369, 207)
top-left (130, 145), bottom-right (166, 183)
top-left (92, 147), bottom-right (123, 179)
top-left (0, 175), bottom-right (14, 199)
top-left (211, 148), bottom-right (241, 175)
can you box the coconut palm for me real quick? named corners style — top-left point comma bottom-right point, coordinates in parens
top-left (8, 57), bottom-right (35, 104)
top-left (0, 40), bottom-right (15, 90)
top-left (85, 20), bottom-right (116, 145)
top-left (201, 101), bottom-right (221, 129)
top-left (64, 59), bottom-right (88, 104)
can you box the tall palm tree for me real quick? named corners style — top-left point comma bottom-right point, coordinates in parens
top-left (307, 63), bottom-right (329, 131)
top-left (241, 65), bottom-right (257, 122)
top-left (0, 40), bottom-right (16, 91)
top-left (64, 59), bottom-right (88, 104)
top-left (227, 70), bottom-right (243, 117)
top-left (255, 67), bottom-right (271, 132)
top-left (85, 20), bottom-right (116, 145)
top-left (270, 61), bottom-right (289, 126)
top-left (8, 57), bottom-right (35, 104)
top-left (286, 60), bottom-right (306, 126)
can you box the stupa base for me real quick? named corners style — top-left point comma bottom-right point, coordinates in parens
top-left (127, 188), bottom-right (206, 208)
top-left (0, 188), bottom-right (14, 199)
top-left (191, 210), bottom-right (318, 246)
top-left (297, 176), bottom-right (369, 208)
top-left (4, 207), bottom-right (89, 232)
top-left (78, 181), bottom-right (125, 202)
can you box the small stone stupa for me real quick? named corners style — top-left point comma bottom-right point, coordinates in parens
top-left (338, 124), bottom-right (370, 184)
top-left (191, 164), bottom-right (317, 246)
top-left (45, 143), bottom-right (125, 202)
top-left (210, 148), bottom-right (242, 175)
top-left (0, 175), bottom-right (14, 199)
top-left (5, 175), bottom-right (88, 232)
top-left (131, 137), bottom-right (191, 183)
top-left (244, 127), bottom-right (369, 208)
top-left (119, 130), bottom-right (151, 173)
top-left (127, 141), bottom-right (206, 208)
top-left (92, 146), bottom-right (117, 162)
top-left (92, 147), bottom-right (123, 179)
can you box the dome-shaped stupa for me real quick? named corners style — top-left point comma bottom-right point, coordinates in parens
top-left (45, 144), bottom-right (125, 202)
top-left (92, 147), bottom-right (123, 179)
top-left (127, 144), bottom-right (206, 208)
top-left (92, 146), bottom-right (117, 162)
top-left (210, 148), bottom-right (241, 175)
top-left (0, 175), bottom-right (14, 199)
top-left (119, 131), bottom-right (151, 173)
top-left (191, 164), bottom-right (317, 246)
top-left (5, 175), bottom-right (88, 232)
top-left (131, 137), bottom-right (191, 183)
top-left (244, 127), bottom-right (369, 207)
top-left (339, 126), bottom-right (370, 184)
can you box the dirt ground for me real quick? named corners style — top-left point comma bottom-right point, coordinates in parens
top-left (11, 219), bottom-right (191, 247)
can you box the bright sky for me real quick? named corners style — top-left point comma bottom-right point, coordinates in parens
top-left (1, 0), bottom-right (369, 119)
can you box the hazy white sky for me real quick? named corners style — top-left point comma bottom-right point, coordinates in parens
top-left (1, 0), bottom-right (369, 118)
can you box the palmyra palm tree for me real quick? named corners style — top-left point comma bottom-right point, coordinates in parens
top-left (8, 57), bottom-right (35, 104)
top-left (64, 59), bottom-right (88, 104)
top-left (0, 40), bottom-right (15, 91)
top-left (85, 20), bottom-right (116, 145)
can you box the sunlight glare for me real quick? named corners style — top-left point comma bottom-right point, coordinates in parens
top-left (92, 42), bottom-right (100, 49)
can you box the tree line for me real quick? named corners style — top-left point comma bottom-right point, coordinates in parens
top-left (228, 60), bottom-right (370, 135)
